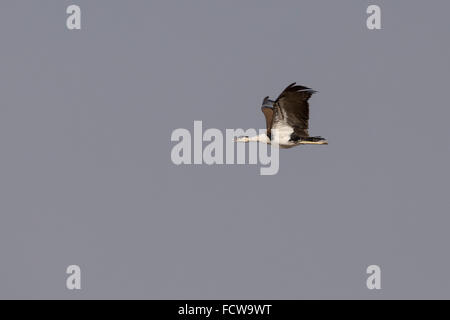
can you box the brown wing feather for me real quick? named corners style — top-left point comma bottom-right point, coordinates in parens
top-left (261, 107), bottom-right (273, 138)
top-left (274, 83), bottom-right (315, 137)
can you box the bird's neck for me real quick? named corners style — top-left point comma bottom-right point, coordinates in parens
top-left (248, 134), bottom-right (270, 144)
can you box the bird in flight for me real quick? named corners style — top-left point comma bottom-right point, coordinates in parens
top-left (235, 83), bottom-right (328, 148)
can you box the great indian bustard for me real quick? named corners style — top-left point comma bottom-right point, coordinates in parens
top-left (234, 83), bottom-right (328, 148)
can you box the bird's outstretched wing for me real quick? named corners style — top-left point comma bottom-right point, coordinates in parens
top-left (274, 82), bottom-right (316, 137)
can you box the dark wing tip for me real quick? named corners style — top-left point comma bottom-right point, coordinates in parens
top-left (276, 83), bottom-right (317, 101)
top-left (283, 83), bottom-right (315, 93)
top-left (286, 82), bottom-right (296, 89)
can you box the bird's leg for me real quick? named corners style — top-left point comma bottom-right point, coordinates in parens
top-left (299, 136), bottom-right (328, 145)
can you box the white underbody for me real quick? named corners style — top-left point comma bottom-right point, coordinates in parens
top-left (234, 108), bottom-right (328, 147)
top-left (234, 126), bottom-right (328, 148)
top-left (271, 122), bottom-right (296, 148)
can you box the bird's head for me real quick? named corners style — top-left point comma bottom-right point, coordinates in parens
top-left (262, 96), bottom-right (275, 108)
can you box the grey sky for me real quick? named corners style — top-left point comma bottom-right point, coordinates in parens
top-left (0, 0), bottom-right (449, 299)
